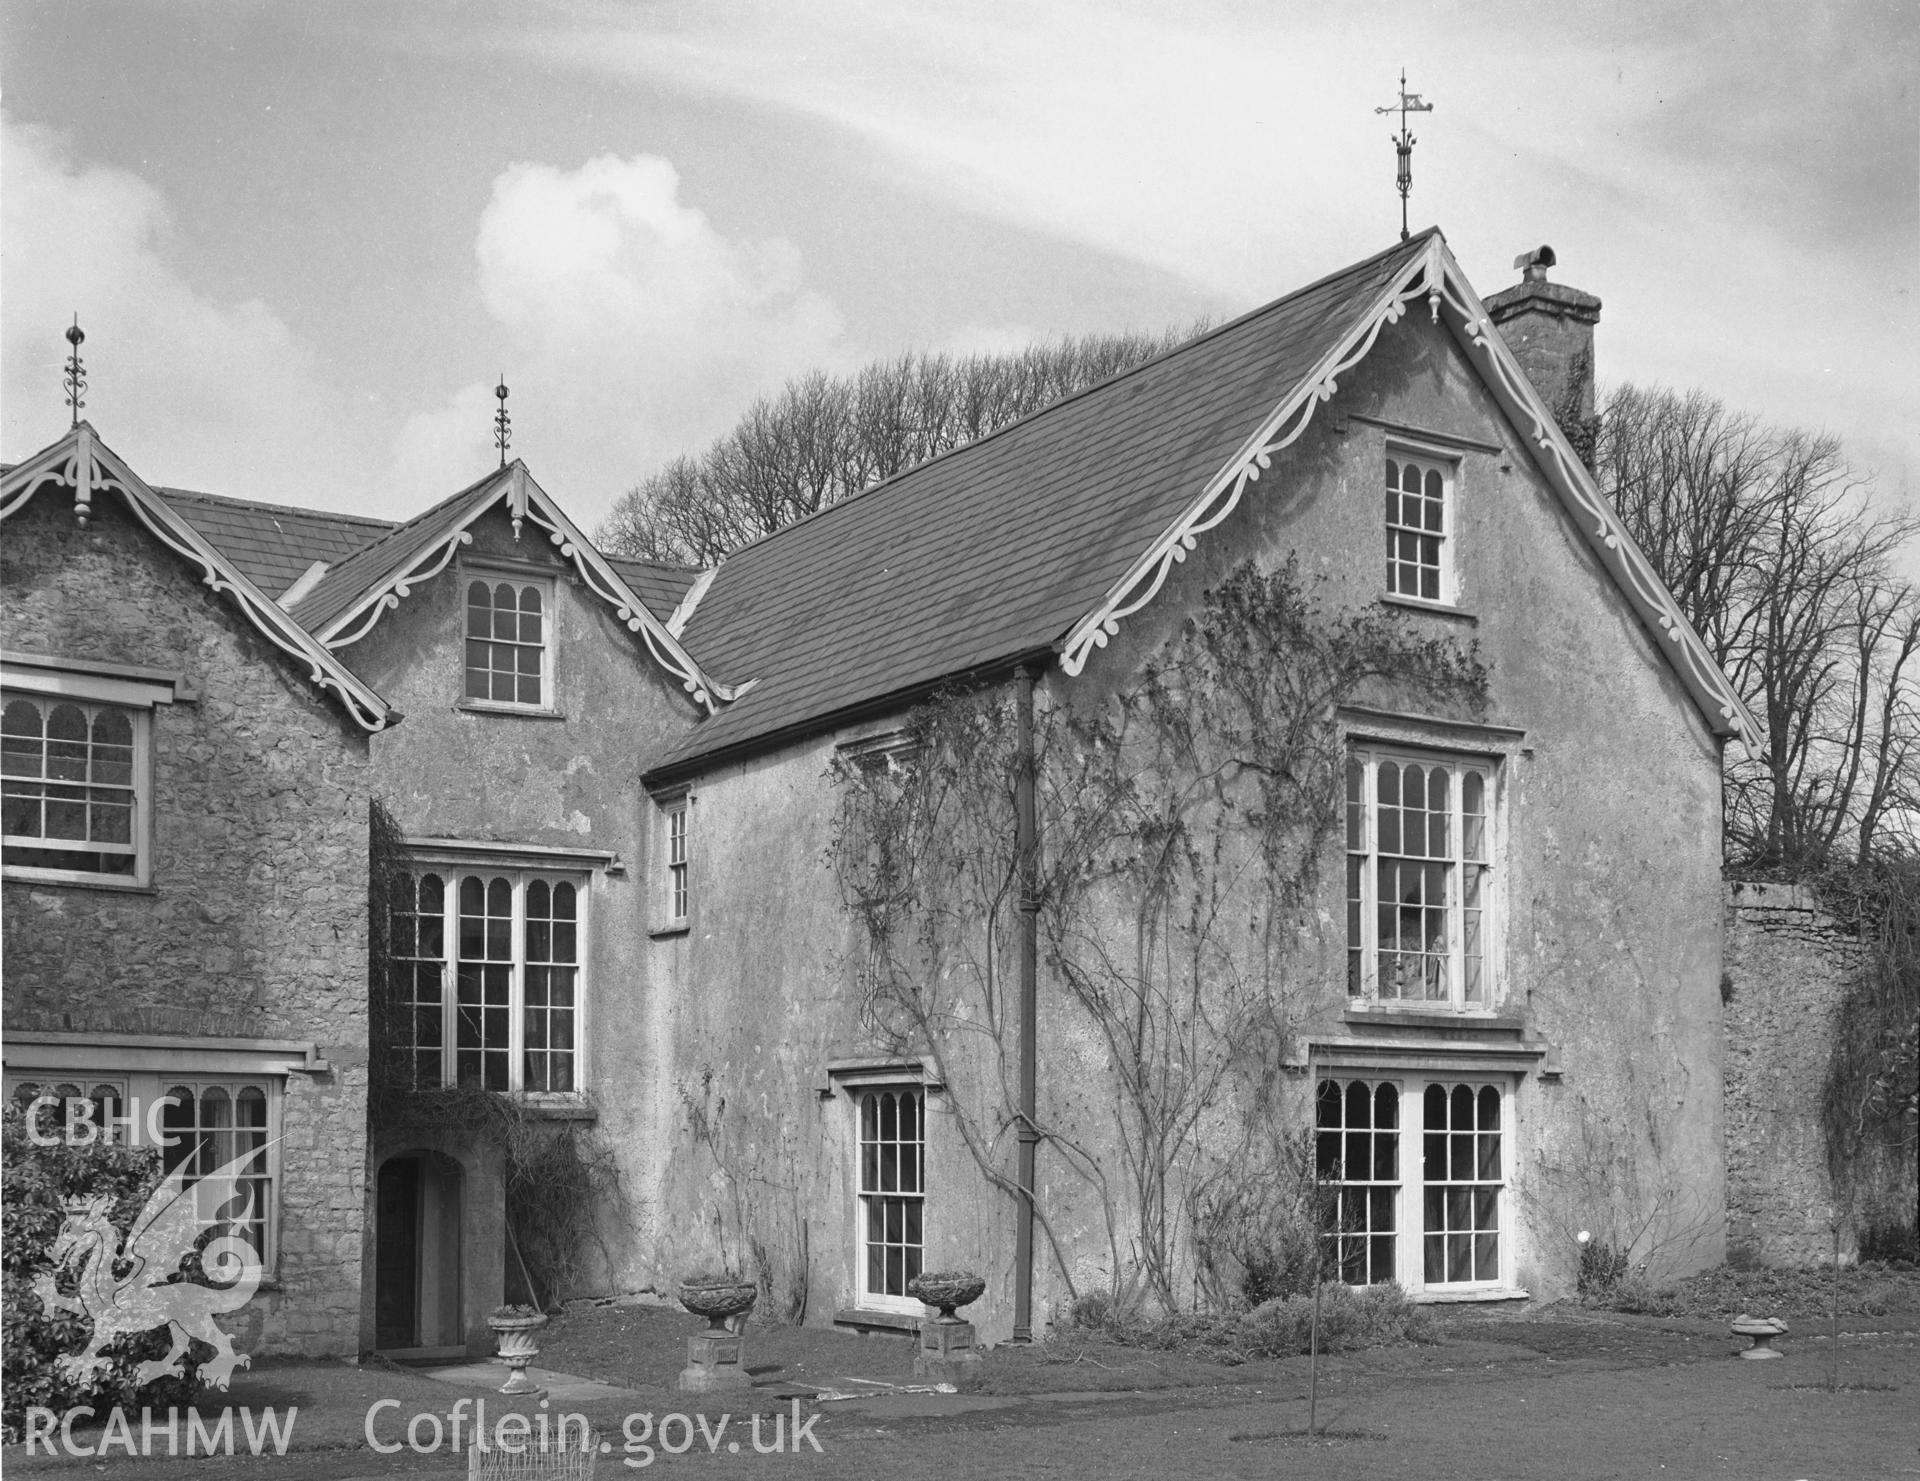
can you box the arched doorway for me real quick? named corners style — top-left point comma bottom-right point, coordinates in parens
top-left (375, 1151), bottom-right (464, 1353)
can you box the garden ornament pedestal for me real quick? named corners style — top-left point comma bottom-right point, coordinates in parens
top-left (486, 1310), bottom-right (549, 1397)
top-left (908, 1272), bottom-right (986, 1382)
top-left (678, 1279), bottom-right (758, 1393)
top-left (1730, 1314), bottom-right (1788, 1359)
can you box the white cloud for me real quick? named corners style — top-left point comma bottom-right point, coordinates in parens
top-left (386, 152), bottom-right (846, 529)
top-left (510, 0), bottom-right (1917, 498)
top-left (0, 113), bottom-right (348, 506)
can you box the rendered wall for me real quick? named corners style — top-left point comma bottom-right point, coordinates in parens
top-left (2, 493), bottom-right (374, 1357)
top-left (337, 504), bottom-right (705, 1346)
top-left (631, 304), bottom-right (1729, 1332)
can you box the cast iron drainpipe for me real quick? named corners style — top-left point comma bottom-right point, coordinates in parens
top-left (1013, 662), bottom-right (1041, 1342)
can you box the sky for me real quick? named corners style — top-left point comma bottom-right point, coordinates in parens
top-left (3, 0), bottom-right (1916, 542)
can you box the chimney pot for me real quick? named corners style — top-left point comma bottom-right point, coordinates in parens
top-left (1485, 247), bottom-right (1601, 460)
top-left (1512, 245), bottom-right (1557, 282)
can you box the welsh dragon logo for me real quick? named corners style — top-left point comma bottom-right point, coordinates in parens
top-left (32, 1143), bottom-right (271, 1391)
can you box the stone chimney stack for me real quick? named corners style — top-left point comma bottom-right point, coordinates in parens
top-left (1485, 246), bottom-right (1601, 458)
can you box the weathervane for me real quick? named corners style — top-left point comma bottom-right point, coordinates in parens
top-left (1374, 70), bottom-right (1434, 242)
top-left (493, 376), bottom-right (512, 468)
top-left (64, 317), bottom-right (87, 428)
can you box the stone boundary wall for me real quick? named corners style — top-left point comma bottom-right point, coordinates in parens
top-left (1722, 880), bottom-right (1862, 1267)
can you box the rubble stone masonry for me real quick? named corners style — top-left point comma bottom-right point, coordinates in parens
top-left (2, 495), bottom-right (373, 1355)
top-left (1722, 880), bottom-right (1862, 1267)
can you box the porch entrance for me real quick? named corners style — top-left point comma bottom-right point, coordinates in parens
top-left (374, 1151), bottom-right (465, 1353)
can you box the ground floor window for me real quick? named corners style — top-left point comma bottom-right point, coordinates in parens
top-left (855, 1087), bottom-right (924, 1311)
top-left (1316, 1075), bottom-right (1508, 1292)
top-left (6, 1072), bottom-right (279, 1270)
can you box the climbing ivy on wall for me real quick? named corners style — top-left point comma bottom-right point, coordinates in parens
top-left (829, 559), bottom-right (1488, 1311)
top-left (1813, 857), bottom-right (1920, 1248)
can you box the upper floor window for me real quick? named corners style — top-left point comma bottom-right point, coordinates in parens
top-left (1384, 453), bottom-right (1452, 603)
top-left (465, 577), bottom-right (552, 709)
top-left (659, 795), bottom-right (690, 926)
top-left (2, 693), bottom-right (149, 885)
top-left (391, 867), bottom-right (584, 1093)
top-left (1346, 746), bottom-right (1494, 1008)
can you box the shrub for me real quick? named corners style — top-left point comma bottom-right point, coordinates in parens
top-left (1, 1104), bottom-right (203, 1441)
top-left (1577, 1237), bottom-right (1632, 1299)
top-left (1576, 1260), bottom-right (1920, 1319)
top-left (1061, 1279), bottom-right (1430, 1361)
top-left (1236, 1281), bottom-right (1431, 1357)
top-left (1860, 1220), bottom-right (1919, 1265)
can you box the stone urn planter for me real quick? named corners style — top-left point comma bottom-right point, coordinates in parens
top-left (908, 1271), bottom-right (986, 1323)
top-left (1731, 1313), bottom-right (1788, 1359)
top-left (485, 1305), bottom-right (549, 1396)
top-left (677, 1273), bottom-right (757, 1392)
top-left (907, 1271), bottom-right (986, 1382)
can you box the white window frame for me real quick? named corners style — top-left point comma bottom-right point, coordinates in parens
top-left (657, 793), bottom-right (690, 928)
top-left (1, 662), bottom-right (177, 888)
top-left (850, 1083), bottom-right (927, 1315)
top-left (1384, 448), bottom-right (1455, 605)
top-left (462, 571), bottom-right (556, 713)
top-left (1315, 1073), bottom-right (1515, 1296)
top-left (4, 1065), bottom-right (285, 1275)
top-left (1346, 744), bottom-right (1498, 1011)
top-left (392, 860), bottom-right (589, 1098)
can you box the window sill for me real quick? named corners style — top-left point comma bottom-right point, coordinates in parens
top-left (833, 1307), bottom-right (923, 1335)
top-left (455, 699), bottom-right (567, 721)
top-left (3, 870), bottom-right (156, 895)
top-left (1415, 1286), bottom-right (1530, 1305)
top-left (1378, 593), bottom-right (1477, 622)
top-left (649, 922), bottom-right (690, 940)
top-left (1345, 1007), bottom-right (1526, 1033)
top-left (516, 1098), bottom-right (598, 1122)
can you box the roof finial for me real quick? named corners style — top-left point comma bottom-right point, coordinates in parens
top-left (493, 375), bottom-right (512, 469)
top-left (1374, 69), bottom-right (1435, 242)
top-left (64, 317), bottom-right (87, 428)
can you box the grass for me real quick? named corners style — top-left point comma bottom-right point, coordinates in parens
top-left (1581, 1260), bottom-right (1920, 1319)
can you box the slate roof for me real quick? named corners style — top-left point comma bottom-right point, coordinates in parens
top-left (156, 488), bottom-right (394, 599)
top-left (607, 557), bottom-right (703, 625)
top-left (289, 472), bottom-right (503, 636)
top-left (647, 232), bottom-right (1435, 774)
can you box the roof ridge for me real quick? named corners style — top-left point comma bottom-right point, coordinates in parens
top-left (713, 230), bottom-right (1441, 564)
top-left (606, 552), bottom-right (707, 575)
top-left (159, 486), bottom-right (398, 529)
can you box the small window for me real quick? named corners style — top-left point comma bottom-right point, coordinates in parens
top-left (660, 796), bottom-right (690, 926)
top-left (391, 867), bottom-right (584, 1094)
top-left (464, 577), bottom-right (552, 709)
top-left (856, 1087), bottom-right (925, 1311)
top-left (1346, 746), bottom-right (1495, 1008)
top-left (1, 694), bottom-right (149, 884)
top-left (1384, 453), bottom-right (1452, 602)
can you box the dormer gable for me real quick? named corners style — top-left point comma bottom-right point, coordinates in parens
top-left (0, 423), bottom-right (398, 733)
top-left (291, 460), bottom-right (735, 714)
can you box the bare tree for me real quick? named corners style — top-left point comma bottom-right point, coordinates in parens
top-left (1597, 384), bottom-right (1920, 866)
top-left (597, 325), bottom-right (1207, 565)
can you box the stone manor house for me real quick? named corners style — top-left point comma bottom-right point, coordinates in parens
top-left (3, 229), bottom-right (1759, 1359)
